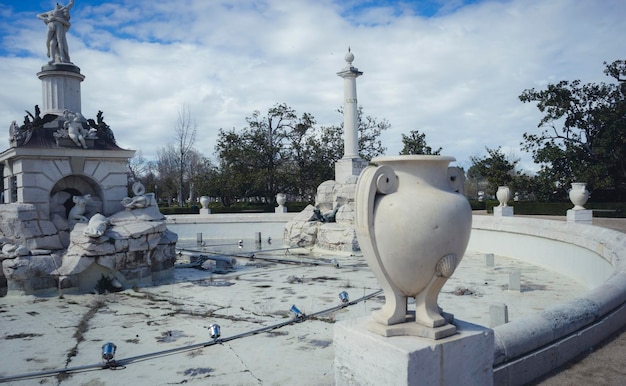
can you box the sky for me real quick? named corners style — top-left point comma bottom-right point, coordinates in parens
top-left (0, 0), bottom-right (624, 173)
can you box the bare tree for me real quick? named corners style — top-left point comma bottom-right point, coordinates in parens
top-left (174, 105), bottom-right (197, 206)
top-left (156, 144), bottom-right (178, 205)
top-left (127, 150), bottom-right (157, 196)
top-left (128, 150), bottom-right (151, 181)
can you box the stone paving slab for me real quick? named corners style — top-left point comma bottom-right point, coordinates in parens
top-left (0, 244), bottom-right (589, 385)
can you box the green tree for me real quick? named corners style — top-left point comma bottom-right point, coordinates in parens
top-left (185, 149), bottom-right (212, 204)
top-left (519, 60), bottom-right (626, 199)
top-left (214, 103), bottom-right (318, 205)
top-left (285, 117), bottom-right (335, 199)
top-left (399, 130), bottom-right (441, 155)
top-left (468, 147), bottom-right (519, 196)
top-left (321, 106), bottom-right (389, 161)
top-left (190, 157), bottom-right (219, 204)
top-left (214, 104), bottom-right (391, 206)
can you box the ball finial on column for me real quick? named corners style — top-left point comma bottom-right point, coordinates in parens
top-left (345, 47), bottom-right (354, 66)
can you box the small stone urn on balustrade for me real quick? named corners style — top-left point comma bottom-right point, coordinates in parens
top-left (199, 196), bottom-right (211, 215)
top-left (569, 182), bottom-right (589, 210)
top-left (567, 182), bottom-right (591, 224)
top-left (275, 193), bottom-right (287, 213)
top-left (494, 185), bottom-right (514, 217)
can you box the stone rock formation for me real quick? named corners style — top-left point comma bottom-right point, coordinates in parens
top-left (284, 179), bottom-right (359, 252)
top-left (1, 197), bottom-right (177, 295)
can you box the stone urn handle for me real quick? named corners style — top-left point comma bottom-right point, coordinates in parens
top-left (355, 165), bottom-right (399, 241)
top-left (355, 165), bottom-right (404, 324)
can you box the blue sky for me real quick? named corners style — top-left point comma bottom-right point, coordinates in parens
top-left (0, 0), bottom-right (624, 174)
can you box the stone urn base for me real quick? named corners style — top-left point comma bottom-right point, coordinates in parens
top-left (368, 311), bottom-right (456, 339)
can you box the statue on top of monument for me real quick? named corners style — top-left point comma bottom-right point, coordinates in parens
top-left (37, 0), bottom-right (75, 65)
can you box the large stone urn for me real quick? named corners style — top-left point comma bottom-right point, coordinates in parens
top-left (199, 196), bottom-right (210, 209)
top-left (355, 155), bottom-right (472, 339)
top-left (496, 185), bottom-right (510, 207)
top-left (569, 182), bottom-right (589, 210)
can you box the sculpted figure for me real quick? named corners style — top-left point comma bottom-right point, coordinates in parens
top-left (84, 213), bottom-right (108, 238)
top-left (307, 207), bottom-right (338, 223)
top-left (121, 182), bottom-right (149, 209)
top-left (69, 194), bottom-right (91, 223)
top-left (37, 0), bottom-right (74, 64)
top-left (63, 110), bottom-right (88, 148)
top-left (8, 121), bottom-right (22, 144)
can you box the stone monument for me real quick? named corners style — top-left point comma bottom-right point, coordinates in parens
top-left (283, 48), bottom-right (367, 252)
top-left (334, 48), bottom-right (369, 184)
top-left (0, 1), bottom-right (177, 295)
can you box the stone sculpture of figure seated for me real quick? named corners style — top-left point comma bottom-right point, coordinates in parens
top-left (69, 194), bottom-right (91, 223)
top-left (308, 207), bottom-right (339, 223)
top-left (121, 181), bottom-right (149, 209)
top-left (61, 110), bottom-right (96, 149)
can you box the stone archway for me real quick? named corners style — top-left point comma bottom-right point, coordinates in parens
top-left (49, 175), bottom-right (104, 223)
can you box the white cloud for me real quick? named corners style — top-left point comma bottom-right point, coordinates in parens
top-left (0, 0), bottom-right (624, 173)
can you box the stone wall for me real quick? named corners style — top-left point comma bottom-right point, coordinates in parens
top-left (0, 203), bottom-right (63, 251)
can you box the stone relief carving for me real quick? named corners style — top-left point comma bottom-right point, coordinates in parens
top-left (37, 0), bottom-right (75, 64)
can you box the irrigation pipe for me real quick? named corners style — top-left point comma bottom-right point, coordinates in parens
top-left (0, 289), bottom-right (382, 383)
top-left (176, 247), bottom-right (367, 268)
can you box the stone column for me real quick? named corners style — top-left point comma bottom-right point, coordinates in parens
top-left (335, 48), bottom-right (368, 184)
top-left (37, 63), bottom-right (85, 115)
top-left (337, 48), bottom-right (362, 158)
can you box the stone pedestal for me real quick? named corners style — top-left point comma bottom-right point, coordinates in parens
top-left (567, 209), bottom-right (592, 224)
top-left (494, 206), bottom-right (514, 217)
top-left (275, 206), bottom-right (287, 213)
top-left (334, 316), bottom-right (494, 386)
top-left (199, 208), bottom-right (211, 215)
top-left (37, 63), bottom-right (85, 115)
top-left (335, 157), bottom-right (368, 184)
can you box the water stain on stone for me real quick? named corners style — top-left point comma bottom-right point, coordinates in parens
top-left (156, 330), bottom-right (187, 343)
top-left (195, 280), bottom-right (234, 287)
top-left (309, 339), bottom-right (332, 348)
top-left (266, 330), bottom-right (289, 337)
top-left (183, 367), bottom-right (213, 377)
top-left (5, 333), bottom-right (43, 340)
